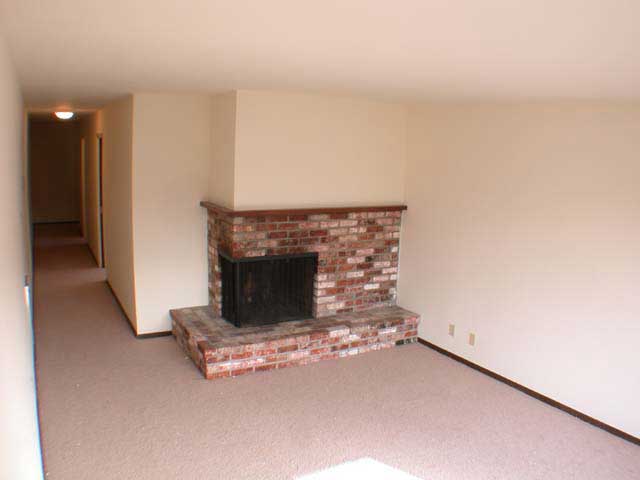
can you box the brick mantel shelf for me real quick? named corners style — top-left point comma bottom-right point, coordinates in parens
top-left (200, 201), bottom-right (408, 217)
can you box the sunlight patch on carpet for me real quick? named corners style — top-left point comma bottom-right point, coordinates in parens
top-left (296, 457), bottom-right (422, 480)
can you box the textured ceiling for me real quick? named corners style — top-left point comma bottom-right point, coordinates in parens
top-left (1, 0), bottom-right (639, 109)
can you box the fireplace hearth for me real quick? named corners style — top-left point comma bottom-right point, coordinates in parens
top-left (171, 305), bottom-right (420, 379)
top-left (219, 251), bottom-right (317, 327)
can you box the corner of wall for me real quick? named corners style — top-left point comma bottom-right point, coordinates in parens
top-left (128, 94), bottom-right (138, 334)
top-left (400, 103), bottom-right (410, 205)
top-left (209, 91), bottom-right (238, 209)
top-left (231, 90), bottom-right (239, 210)
top-left (101, 94), bottom-right (138, 333)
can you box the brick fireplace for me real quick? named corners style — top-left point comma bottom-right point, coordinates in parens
top-left (202, 201), bottom-right (406, 318)
top-left (170, 202), bottom-right (420, 379)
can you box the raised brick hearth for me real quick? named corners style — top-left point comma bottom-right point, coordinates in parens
top-left (171, 305), bottom-right (419, 379)
top-left (202, 202), bottom-right (407, 318)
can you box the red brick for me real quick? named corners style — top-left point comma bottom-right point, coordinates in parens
top-left (358, 233), bottom-right (376, 240)
top-left (255, 348), bottom-right (277, 356)
top-left (311, 347), bottom-right (331, 355)
top-left (338, 264), bottom-right (356, 272)
top-left (331, 344), bottom-right (350, 352)
top-left (266, 354), bottom-right (287, 363)
top-left (232, 225), bottom-right (255, 232)
top-left (265, 215), bottom-right (289, 222)
top-left (277, 344), bottom-right (298, 353)
top-left (255, 364), bottom-right (277, 372)
top-left (278, 239), bottom-right (300, 247)
top-left (300, 237), bottom-right (319, 246)
top-left (299, 222), bottom-right (320, 229)
top-left (205, 354), bottom-right (230, 363)
top-left (230, 352), bottom-right (253, 361)
top-left (320, 352), bottom-right (340, 360)
top-left (318, 266), bottom-right (337, 273)
top-left (256, 223), bottom-right (279, 231)
top-left (279, 223), bottom-right (298, 230)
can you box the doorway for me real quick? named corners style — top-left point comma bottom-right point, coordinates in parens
top-left (97, 134), bottom-right (105, 268)
top-left (28, 115), bottom-right (82, 225)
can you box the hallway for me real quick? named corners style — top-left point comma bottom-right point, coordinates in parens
top-left (33, 225), bottom-right (639, 480)
top-left (33, 223), bottom-right (193, 478)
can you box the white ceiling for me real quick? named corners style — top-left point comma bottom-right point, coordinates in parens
top-left (1, 0), bottom-right (639, 109)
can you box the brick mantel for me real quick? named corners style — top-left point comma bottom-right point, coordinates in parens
top-left (200, 201), bottom-right (407, 217)
top-left (202, 201), bottom-right (407, 318)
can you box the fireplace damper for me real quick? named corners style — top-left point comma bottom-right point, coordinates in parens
top-left (219, 251), bottom-right (318, 327)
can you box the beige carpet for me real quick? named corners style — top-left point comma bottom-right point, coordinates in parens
top-left (34, 224), bottom-right (639, 480)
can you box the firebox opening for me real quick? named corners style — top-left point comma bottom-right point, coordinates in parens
top-left (219, 251), bottom-right (318, 327)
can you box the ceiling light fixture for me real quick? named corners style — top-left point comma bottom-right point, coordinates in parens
top-left (54, 111), bottom-right (74, 120)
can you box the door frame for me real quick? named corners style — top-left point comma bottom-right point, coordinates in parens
top-left (97, 133), bottom-right (105, 268)
top-left (80, 137), bottom-right (87, 240)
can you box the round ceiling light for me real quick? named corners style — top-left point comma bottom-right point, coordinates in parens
top-left (54, 111), bottom-right (74, 120)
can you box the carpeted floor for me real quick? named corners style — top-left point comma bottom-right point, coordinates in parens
top-left (33, 224), bottom-right (639, 480)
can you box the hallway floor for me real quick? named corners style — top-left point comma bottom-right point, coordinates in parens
top-left (34, 224), bottom-right (639, 480)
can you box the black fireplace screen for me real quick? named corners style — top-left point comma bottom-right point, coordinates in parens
top-left (219, 251), bottom-right (318, 327)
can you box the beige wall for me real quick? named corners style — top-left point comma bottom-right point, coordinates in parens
top-left (0, 36), bottom-right (43, 480)
top-left (209, 92), bottom-right (236, 208)
top-left (131, 93), bottom-right (210, 334)
top-left (102, 96), bottom-right (137, 329)
top-left (399, 103), bottom-right (640, 437)
top-left (75, 91), bottom-right (640, 439)
top-left (80, 112), bottom-right (104, 265)
top-left (233, 90), bottom-right (406, 209)
top-left (29, 119), bottom-right (81, 223)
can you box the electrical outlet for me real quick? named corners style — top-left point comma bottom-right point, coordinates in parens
top-left (468, 333), bottom-right (476, 346)
top-left (448, 324), bottom-right (455, 337)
